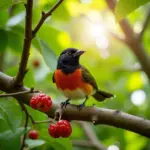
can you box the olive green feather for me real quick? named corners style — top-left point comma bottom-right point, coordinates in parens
top-left (81, 66), bottom-right (114, 101)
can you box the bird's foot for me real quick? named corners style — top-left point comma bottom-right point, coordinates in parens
top-left (77, 103), bottom-right (85, 111)
top-left (61, 99), bottom-right (70, 108)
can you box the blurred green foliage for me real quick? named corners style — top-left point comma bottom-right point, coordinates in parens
top-left (0, 0), bottom-right (150, 150)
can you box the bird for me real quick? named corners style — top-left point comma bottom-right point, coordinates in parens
top-left (52, 48), bottom-right (114, 110)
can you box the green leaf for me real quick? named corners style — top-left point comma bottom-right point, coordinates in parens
top-left (39, 40), bottom-right (57, 72)
top-left (24, 70), bottom-right (35, 87)
top-left (51, 3), bottom-right (70, 22)
top-left (0, 127), bottom-right (25, 150)
top-left (0, 29), bottom-right (8, 52)
top-left (6, 12), bottom-right (25, 27)
top-left (38, 25), bottom-right (64, 55)
top-left (0, 107), bottom-right (10, 133)
top-left (25, 139), bottom-right (46, 149)
top-left (6, 66), bottom-right (18, 76)
top-left (0, 9), bottom-right (9, 27)
top-left (32, 37), bottom-right (42, 53)
top-left (7, 30), bottom-right (23, 52)
top-left (52, 138), bottom-right (72, 150)
top-left (115, 0), bottom-right (150, 20)
top-left (0, 99), bottom-right (23, 133)
top-left (0, 0), bottom-right (12, 9)
top-left (26, 106), bottom-right (48, 129)
top-left (40, 129), bottom-right (72, 150)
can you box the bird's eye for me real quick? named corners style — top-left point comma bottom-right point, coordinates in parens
top-left (67, 52), bottom-right (71, 55)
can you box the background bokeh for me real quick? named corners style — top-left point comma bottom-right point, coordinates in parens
top-left (0, 0), bottom-right (150, 150)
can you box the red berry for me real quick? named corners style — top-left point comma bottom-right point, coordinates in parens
top-left (30, 94), bottom-right (52, 112)
top-left (57, 120), bottom-right (72, 138)
top-left (33, 60), bottom-right (40, 68)
top-left (29, 130), bottom-right (38, 139)
top-left (30, 97), bottom-right (38, 109)
top-left (48, 124), bottom-right (60, 138)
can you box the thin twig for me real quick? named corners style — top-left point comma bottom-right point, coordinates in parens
top-left (32, 0), bottom-right (63, 37)
top-left (19, 100), bottom-right (53, 125)
top-left (110, 32), bottom-right (126, 43)
top-left (73, 140), bottom-right (103, 150)
top-left (79, 122), bottom-right (107, 150)
top-left (106, 0), bottom-right (150, 80)
top-left (14, 0), bottom-right (33, 86)
top-left (33, 119), bottom-right (54, 124)
top-left (0, 52), bottom-right (5, 71)
top-left (19, 103), bottom-right (29, 150)
top-left (0, 88), bottom-right (38, 98)
top-left (80, 13), bottom-right (126, 43)
top-left (14, 0), bottom-right (64, 86)
top-left (139, 9), bottom-right (150, 40)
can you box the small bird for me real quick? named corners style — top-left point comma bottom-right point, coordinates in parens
top-left (53, 48), bottom-right (114, 109)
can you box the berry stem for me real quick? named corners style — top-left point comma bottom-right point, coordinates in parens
top-left (33, 119), bottom-right (55, 124)
top-left (0, 88), bottom-right (38, 98)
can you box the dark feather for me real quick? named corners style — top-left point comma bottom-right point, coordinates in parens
top-left (81, 66), bottom-right (114, 101)
top-left (81, 66), bottom-right (98, 90)
top-left (52, 72), bottom-right (55, 83)
top-left (93, 90), bottom-right (114, 101)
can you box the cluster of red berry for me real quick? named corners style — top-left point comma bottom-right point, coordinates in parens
top-left (48, 120), bottom-right (72, 138)
top-left (29, 94), bottom-right (72, 139)
top-left (30, 94), bottom-right (52, 112)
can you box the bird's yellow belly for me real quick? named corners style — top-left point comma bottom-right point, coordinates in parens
top-left (58, 88), bottom-right (95, 99)
top-left (55, 69), bottom-right (95, 99)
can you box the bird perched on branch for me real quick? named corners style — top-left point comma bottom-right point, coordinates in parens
top-left (53, 48), bottom-right (114, 110)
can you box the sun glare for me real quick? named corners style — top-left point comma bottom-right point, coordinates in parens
top-left (85, 11), bottom-right (110, 58)
top-left (80, 0), bottom-right (93, 4)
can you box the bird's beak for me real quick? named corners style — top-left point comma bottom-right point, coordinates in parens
top-left (74, 50), bottom-right (85, 57)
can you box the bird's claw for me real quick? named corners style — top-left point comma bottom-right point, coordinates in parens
top-left (77, 103), bottom-right (85, 111)
top-left (61, 100), bottom-right (70, 108)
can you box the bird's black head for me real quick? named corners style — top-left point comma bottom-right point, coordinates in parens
top-left (57, 48), bottom-right (85, 73)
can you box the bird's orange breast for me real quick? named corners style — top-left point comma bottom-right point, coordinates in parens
top-left (54, 69), bottom-right (94, 95)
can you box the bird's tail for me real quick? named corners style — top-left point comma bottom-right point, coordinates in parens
top-left (93, 90), bottom-right (114, 101)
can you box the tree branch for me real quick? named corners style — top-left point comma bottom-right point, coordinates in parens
top-left (79, 122), bottom-right (107, 150)
top-left (13, 0), bottom-right (64, 86)
top-left (1, 72), bottom-right (150, 138)
top-left (14, 0), bottom-right (33, 86)
top-left (106, 0), bottom-right (150, 80)
top-left (109, 32), bottom-right (126, 43)
top-left (139, 9), bottom-right (150, 40)
top-left (32, 0), bottom-right (63, 37)
top-left (73, 140), bottom-right (103, 150)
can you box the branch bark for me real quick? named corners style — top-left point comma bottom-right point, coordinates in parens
top-left (13, 0), bottom-right (63, 86)
top-left (139, 9), bottom-right (150, 40)
top-left (106, 0), bottom-right (150, 80)
top-left (73, 140), bottom-right (103, 150)
top-left (0, 88), bottom-right (38, 97)
top-left (32, 0), bottom-right (64, 37)
top-left (14, 0), bottom-right (33, 86)
top-left (79, 122), bottom-right (107, 150)
top-left (1, 72), bottom-right (150, 138)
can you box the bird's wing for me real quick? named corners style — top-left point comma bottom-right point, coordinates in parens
top-left (81, 66), bottom-right (98, 90)
top-left (52, 71), bottom-right (55, 83)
